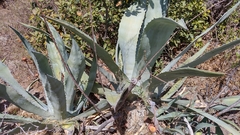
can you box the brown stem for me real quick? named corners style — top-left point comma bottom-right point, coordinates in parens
top-left (88, 0), bottom-right (106, 93)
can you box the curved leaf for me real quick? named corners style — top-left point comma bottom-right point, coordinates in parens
top-left (162, 1), bottom-right (240, 72)
top-left (117, 1), bottom-right (146, 80)
top-left (181, 39), bottom-right (240, 68)
top-left (104, 90), bottom-right (122, 109)
top-left (211, 96), bottom-right (240, 111)
top-left (46, 17), bottom-right (125, 81)
top-left (215, 95), bottom-right (240, 106)
top-left (157, 112), bottom-right (193, 120)
top-left (92, 83), bottom-right (112, 95)
top-left (20, 22), bottom-right (50, 36)
top-left (0, 62), bottom-right (47, 110)
top-left (188, 107), bottom-right (240, 135)
top-left (136, 18), bottom-right (187, 69)
top-left (222, 119), bottom-right (240, 131)
top-left (64, 37), bottom-right (85, 111)
top-left (0, 113), bottom-right (39, 123)
top-left (156, 98), bottom-right (177, 117)
top-left (150, 67), bottom-right (224, 90)
top-left (211, 105), bottom-right (240, 111)
top-left (73, 58), bottom-right (97, 114)
top-left (70, 99), bottom-right (110, 121)
top-left (45, 75), bottom-right (66, 120)
top-left (161, 77), bottom-right (186, 99)
top-left (134, 18), bottom-right (187, 84)
top-left (47, 38), bottom-right (64, 80)
top-left (194, 123), bottom-right (215, 133)
top-left (32, 51), bottom-right (53, 79)
top-left (144, 0), bottom-right (168, 26)
top-left (46, 21), bottom-right (68, 62)
top-left (32, 51), bottom-right (54, 111)
top-left (180, 42), bottom-right (210, 67)
top-left (0, 84), bottom-right (50, 119)
top-left (98, 66), bottom-right (117, 83)
top-left (10, 27), bottom-right (52, 77)
top-left (10, 27), bottom-right (36, 61)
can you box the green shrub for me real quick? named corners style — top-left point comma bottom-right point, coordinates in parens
top-left (29, 0), bottom-right (130, 57)
top-left (168, 0), bottom-right (211, 50)
top-left (212, 0), bottom-right (240, 43)
top-left (28, 0), bottom-right (212, 75)
top-left (29, 0), bottom-right (212, 53)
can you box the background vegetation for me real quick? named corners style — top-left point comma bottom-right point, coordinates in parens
top-left (25, 0), bottom-right (240, 84)
top-left (28, 0), bottom-right (239, 58)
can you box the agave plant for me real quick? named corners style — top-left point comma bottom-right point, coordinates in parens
top-left (46, 0), bottom-right (240, 134)
top-left (0, 21), bottom-right (111, 134)
top-left (1, 0), bottom-right (240, 134)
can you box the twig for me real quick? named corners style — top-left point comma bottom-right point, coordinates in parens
top-left (115, 82), bottom-right (137, 112)
top-left (18, 126), bottom-right (27, 134)
top-left (187, 0), bottom-right (227, 24)
top-left (43, 18), bottom-right (102, 115)
top-left (215, 98), bottom-right (240, 117)
top-left (103, 0), bottom-right (109, 39)
top-left (149, 100), bottom-right (162, 134)
top-left (204, 66), bottom-right (237, 112)
top-left (26, 78), bottom-right (39, 91)
top-left (93, 117), bottom-right (114, 135)
top-left (96, 112), bottom-right (112, 123)
top-left (151, 74), bottom-right (167, 84)
top-left (204, 85), bottom-right (229, 112)
top-left (88, 0), bottom-right (106, 93)
top-left (183, 117), bottom-right (194, 135)
top-left (1, 55), bottom-right (7, 63)
top-left (23, 60), bottom-right (35, 76)
top-left (0, 105), bottom-right (7, 128)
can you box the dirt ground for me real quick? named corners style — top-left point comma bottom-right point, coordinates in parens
top-left (0, 0), bottom-right (240, 134)
top-left (0, 0), bottom-right (38, 90)
top-left (0, 0), bottom-right (45, 123)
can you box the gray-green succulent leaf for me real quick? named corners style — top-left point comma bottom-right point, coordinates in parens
top-left (64, 37), bottom-right (86, 112)
top-left (0, 84), bottom-right (50, 118)
top-left (180, 42), bottom-right (210, 67)
top-left (186, 107), bottom-right (240, 135)
top-left (72, 58), bottom-right (97, 114)
top-left (0, 113), bottom-right (40, 123)
top-left (0, 62), bottom-right (47, 112)
top-left (20, 22), bottom-right (50, 37)
top-left (70, 99), bottom-right (110, 121)
top-left (31, 51), bottom-right (58, 116)
top-left (181, 39), bottom-right (240, 68)
top-left (45, 74), bottom-right (67, 120)
top-left (46, 21), bottom-right (68, 62)
top-left (160, 77), bottom-right (187, 99)
top-left (149, 67), bottom-right (224, 90)
top-left (46, 38), bottom-right (64, 80)
top-left (117, 1), bottom-right (146, 81)
top-left (162, 1), bottom-right (240, 73)
top-left (132, 18), bottom-right (187, 85)
top-left (46, 17), bottom-right (126, 82)
top-left (1, 22), bottom-right (101, 124)
top-left (117, 0), bottom-right (187, 87)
